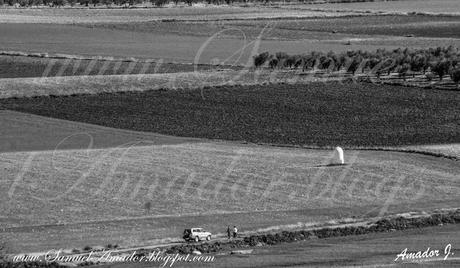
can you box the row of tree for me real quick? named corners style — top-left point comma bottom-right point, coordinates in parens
top-left (0, 0), bottom-right (293, 7)
top-left (253, 46), bottom-right (460, 84)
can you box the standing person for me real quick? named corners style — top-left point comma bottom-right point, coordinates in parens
top-left (227, 226), bottom-right (231, 239)
top-left (233, 226), bottom-right (238, 238)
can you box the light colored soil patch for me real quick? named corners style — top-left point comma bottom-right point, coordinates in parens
top-left (0, 7), bottom-right (357, 24)
top-left (1, 142), bottom-right (459, 227)
top-left (0, 69), bottom-right (345, 99)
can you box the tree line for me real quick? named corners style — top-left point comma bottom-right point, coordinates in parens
top-left (0, 0), bottom-right (328, 7)
top-left (253, 46), bottom-right (460, 85)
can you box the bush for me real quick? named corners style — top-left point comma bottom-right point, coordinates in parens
top-left (425, 72), bottom-right (435, 81)
top-left (450, 68), bottom-right (460, 85)
top-left (268, 58), bottom-right (278, 69)
top-left (275, 52), bottom-right (288, 62)
top-left (151, 0), bottom-right (168, 6)
top-left (431, 60), bottom-right (451, 81)
top-left (284, 55), bottom-right (297, 69)
top-left (253, 52), bottom-right (270, 68)
top-left (397, 63), bottom-right (410, 81)
top-left (144, 201), bottom-right (152, 212)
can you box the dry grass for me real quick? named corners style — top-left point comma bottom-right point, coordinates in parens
top-left (0, 111), bottom-right (459, 252)
top-left (0, 70), bottom-right (344, 99)
top-left (1, 141), bottom-right (459, 252)
top-left (0, 7), bottom-right (358, 24)
top-left (1, 142), bottom-right (459, 227)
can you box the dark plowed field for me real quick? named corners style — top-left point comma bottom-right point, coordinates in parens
top-left (1, 82), bottom-right (459, 147)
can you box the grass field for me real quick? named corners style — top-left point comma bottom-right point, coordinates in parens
top-left (0, 110), bottom-right (198, 153)
top-left (0, 69), bottom-right (349, 99)
top-left (1, 81), bottom-right (458, 147)
top-left (0, 6), bottom-right (357, 24)
top-left (0, 112), bottom-right (459, 253)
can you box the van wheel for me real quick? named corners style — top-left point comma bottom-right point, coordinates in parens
top-left (195, 236), bottom-right (199, 242)
top-left (206, 235), bottom-right (211, 241)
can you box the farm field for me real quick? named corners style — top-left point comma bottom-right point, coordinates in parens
top-left (0, 110), bottom-right (199, 153)
top-left (0, 6), bottom-right (358, 24)
top-left (300, 0), bottom-right (460, 15)
top-left (2, 20), bottom-right (460, 65)
top-left (0, 111), bottom-right (459, 253)
top-left (92, 15), bottom-right (460, 39)
top-left (0, 69), bottom-right (349, 99)
top-left (1, 82), bottom-right (459, 147)
top-left (1, 1), bottom-right (460, 265)
top-left (0, 55), bottom-right (231, 79)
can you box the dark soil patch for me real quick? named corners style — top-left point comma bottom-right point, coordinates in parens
top-left (1, 82), bottom-right (459, 147)
top-left (0, 55), bottom-right (238, 79)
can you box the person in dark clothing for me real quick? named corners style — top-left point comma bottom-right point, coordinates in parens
top-left (227, 226), bottom-right (231, 239)
top-left (233, 226), bottom-right (238, 238)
